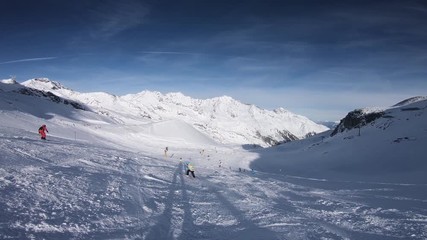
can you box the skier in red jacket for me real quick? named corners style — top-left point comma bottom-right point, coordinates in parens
top-left (38, 124), bottom-right (49, 140)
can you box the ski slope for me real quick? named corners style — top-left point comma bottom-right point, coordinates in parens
top-left (1, 80), bottom-right (426, 239)
top-left (0, 125), bottom-right (426, 239)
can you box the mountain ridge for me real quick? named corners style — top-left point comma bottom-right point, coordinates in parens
top-left (19, 78), bottom-right (328, 147)
top-left (253, 96), bottom-right (427, 183)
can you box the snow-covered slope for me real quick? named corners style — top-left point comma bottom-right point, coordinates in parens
top-left (251, 97), bottom-right (427, 184)
top-left (1, 79), bottom-right (426, 239)
top-left (22, 78), bottom-right (328, 147)
top-left (1, 81), bottom-right (426, 239)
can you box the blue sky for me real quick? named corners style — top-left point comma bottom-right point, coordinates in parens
top-left (1, 0), bottom-right (426, 121)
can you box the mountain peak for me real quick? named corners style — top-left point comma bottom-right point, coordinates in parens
top-left (215, 95), bottom-right (234, 101)
top-left (393, 96), bottom-right (427, 107)
top-left (210, 95), bottom-right (238, 105)
top-left (0, 78), bottom-right (18, 85)
top-left (274, 107), bottom-right (289, 114)
top-left (17, 79), bottom-right (328, 146)
top-left (22, 78), bottom-right (71, 91)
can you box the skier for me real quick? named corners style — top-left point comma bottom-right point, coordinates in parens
top-left (164, 147), bottom-right (168, 157)
top-left (186, 162), bottom-right (196, 178)
top-left (38, 124), bottom-right (49, 140)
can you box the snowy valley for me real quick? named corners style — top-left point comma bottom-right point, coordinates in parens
top-left (0, 79), bottom-right (426, 239)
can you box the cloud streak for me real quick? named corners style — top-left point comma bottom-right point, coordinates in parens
top-left (0, 57), bottom-right (57, 65)
top-left (1, 1), bottom-right (425, 121)
top-left (90, 0), bottom-right (149, 39)
top-left (139, 51), bottom-right (204, 58)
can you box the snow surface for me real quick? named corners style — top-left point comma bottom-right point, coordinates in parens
top-left (1, 80), bottom-right (426, 239)
top-left (21, 78), bottom-right (329, 146)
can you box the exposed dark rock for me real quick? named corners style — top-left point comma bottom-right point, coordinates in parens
top-left (256, 129), bottom-right (299, 146)
top-left (331, 109), bottom-right (384, 136)
top-left (14, 88), bottom-right (86, 111)
top-left (304, 132), bottom-right (317, 138)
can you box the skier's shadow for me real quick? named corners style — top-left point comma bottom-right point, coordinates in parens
top-left (198, 178), bottom-right (280, 240)
top-left (146, 163), bottom-right (280, 240)
top-left (145, 162), bottom-right (197, 240)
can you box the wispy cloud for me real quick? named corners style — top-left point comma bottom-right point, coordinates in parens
top-left (90, 0), bottom-right (149, 39)
top-left (140, 51), bottom-right (202, 56)
top-left (0, 57), bottom-right (57, 65)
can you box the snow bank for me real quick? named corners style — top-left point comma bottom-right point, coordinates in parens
top-left (147, 119), bottom-right (217, 145)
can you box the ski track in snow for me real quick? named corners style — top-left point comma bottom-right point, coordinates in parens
top-left (0, 129), bottom-right (426, 240)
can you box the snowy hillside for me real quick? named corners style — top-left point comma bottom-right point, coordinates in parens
top-left (22, 78), bottom-right (328, 147)
top-left (252, 97), bottom-right (427, 184)
top-left (1, 79), bottom-right (426, 239)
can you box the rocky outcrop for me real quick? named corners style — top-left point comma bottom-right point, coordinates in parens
top-left (15, 88), bottom-right (86, 110)
top-left (331, 109), bottom-right (384, 136)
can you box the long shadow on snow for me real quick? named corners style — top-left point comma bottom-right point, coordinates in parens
top-left (200, 179), bottom-right (281, 240)
top-left (146, 163), bottom-right (280, 240)
top-left (242, 169), bottom-right (427, 239)
top-left (145, 163), bottom-right (185, 240)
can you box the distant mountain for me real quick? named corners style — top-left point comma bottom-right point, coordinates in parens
top-left (316, 121), bottom-right (339, 129)
top-left (17, 78), bottom-right (328, 147)
top-left (330, 96), bottom-right (427, 137)
top-left (1, 78), bottom-right (85, 110)
top-left (252, 96), bottom-right (427, 183)
top-left (392, 96), bottom-right (427, 107)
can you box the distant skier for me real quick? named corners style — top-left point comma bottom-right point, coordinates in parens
top-left (186, 162), bottom-right (196, 178)
top-left (164, 147), bottom-right (168, 157)
top-left (38, 124), bottom-right (49, 140)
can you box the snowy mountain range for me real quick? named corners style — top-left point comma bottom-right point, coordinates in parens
top-left (1, 77), bottom-right (426, 239)
top-left (18, 78), bottom-right (328, 147)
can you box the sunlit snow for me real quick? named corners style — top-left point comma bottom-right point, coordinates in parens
top-left (1, 79), bottom-right (426, 239)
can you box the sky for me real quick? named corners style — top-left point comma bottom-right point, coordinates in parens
top-left (0, 0), bottom-right (426, 121)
